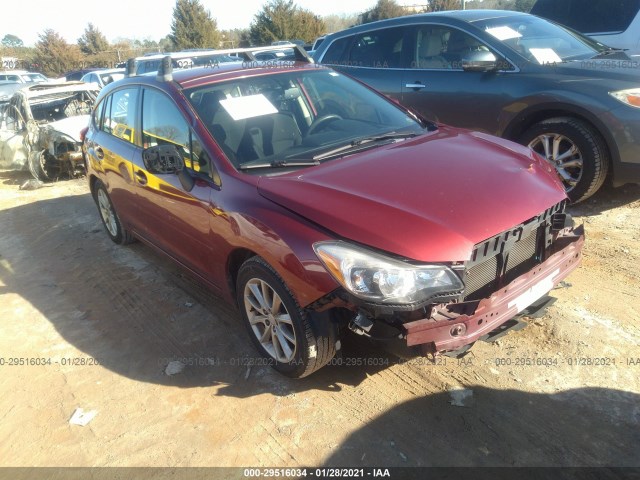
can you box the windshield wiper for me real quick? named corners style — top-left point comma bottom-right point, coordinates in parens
top-left (238, 159), bottom-right (320, 170)
top-left (312, 132), bottom-right (419, 161)
top-left (353, 131), bottom-right (419, 145)
top-left (593, 46), bottom-right (628, 57)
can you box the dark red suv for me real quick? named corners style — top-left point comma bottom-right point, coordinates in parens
top-left (84, 50), bottom-right (584, 377)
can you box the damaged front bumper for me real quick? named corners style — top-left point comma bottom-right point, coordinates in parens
top-left (404, 226), bottom-right (584, 355)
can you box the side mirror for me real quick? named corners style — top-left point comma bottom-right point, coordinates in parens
top-left (142, 144), bottom-right (184, 174)
top-left (461, 51), bottom-right (498, 72)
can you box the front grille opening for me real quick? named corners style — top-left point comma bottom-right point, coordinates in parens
top-left (463, 255), bottom-right (498, 301)
top-left (504, 229), bottom-right (540, 285)
top-left (463, 228), bottom-right (541, 301)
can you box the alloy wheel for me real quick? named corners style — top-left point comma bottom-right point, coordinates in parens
top-left (528, 133), bottom-right (583, 193)
top-left (244, 278), bottom-right (297, 363)
top-left (97, 189), bottom-right (118, 237)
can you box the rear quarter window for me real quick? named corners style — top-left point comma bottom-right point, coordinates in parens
top-left (321, 36), bottom-right (353, 64)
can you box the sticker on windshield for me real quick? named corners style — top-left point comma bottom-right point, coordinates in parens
top-left (486, 26), bottom-right (522, 41)
top-left (529, 48), bottom-right (562, 65)
top-left (219, 94), bottom-right (278, 121)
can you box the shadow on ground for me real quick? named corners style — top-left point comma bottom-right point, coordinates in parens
top-left (568, 182), bottom-right (640, 217)
top-left (323, 386), bottom-right (640, 467)
top-left (0, 192), bottom-right (394, 395)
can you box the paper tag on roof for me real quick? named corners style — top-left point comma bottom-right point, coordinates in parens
top-left (220, 94), bottom-right (278, 121)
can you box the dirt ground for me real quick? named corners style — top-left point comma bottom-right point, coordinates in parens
top-left (0, 170), bottom-right (638, 472)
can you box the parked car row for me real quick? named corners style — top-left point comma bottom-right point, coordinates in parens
top-left (131, 50), bottom-right (240, 75)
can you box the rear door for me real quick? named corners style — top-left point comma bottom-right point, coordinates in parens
top-left (87, 86), bottom-right (143, 231)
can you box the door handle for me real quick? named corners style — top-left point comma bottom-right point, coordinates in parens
top-left (135, 170), bottom-right (148, 185)
top-left (95, 146), bottom-right (105, 159)
top-left (405, 83), bottom-right (426, 89)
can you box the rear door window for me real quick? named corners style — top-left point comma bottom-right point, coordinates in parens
top-left (323, 27), bottom-right (408, 68)
top-left (102, 87), bottom-right (139, 143)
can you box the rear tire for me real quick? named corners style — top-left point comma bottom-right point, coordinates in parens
top-left (236, 256), bottom-right (337, 378)
top-left (93, 180), bottom-right (135, 245)
top-left (519, 117), bottom-right (609, 203)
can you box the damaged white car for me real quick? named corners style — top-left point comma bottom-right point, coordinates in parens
top-left (0, 82), bottom-right (98, 180)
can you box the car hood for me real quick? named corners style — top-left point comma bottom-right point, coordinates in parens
top-left (257, 126), bottom-right (567, 262)
top-left (41, 115), bottom-right (90, 142)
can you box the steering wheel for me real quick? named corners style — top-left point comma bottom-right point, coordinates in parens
top-left (306, 114), bottom-right (342, 136)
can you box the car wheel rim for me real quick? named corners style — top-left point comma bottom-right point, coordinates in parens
top-left (97, 189), bottom-right (118, 237)
top-left (244, 278), bottom-right (297, 363)
top-left (528, 134), bottom-right (583, 192)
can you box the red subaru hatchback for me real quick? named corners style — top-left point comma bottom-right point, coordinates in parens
top-left (84, 50), bottom-right (584, 377)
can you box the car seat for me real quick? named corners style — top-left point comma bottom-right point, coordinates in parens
top-left (417, 30), bottom-right (450, 69)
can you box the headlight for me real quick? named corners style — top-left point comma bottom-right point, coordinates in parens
top-left (314, 241), bottom-right (464, 304)
top-left (609, 88), bottom-right (640, 108)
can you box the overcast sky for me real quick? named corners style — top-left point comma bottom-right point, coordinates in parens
top-left (1, 0), bottom-right (417, 46)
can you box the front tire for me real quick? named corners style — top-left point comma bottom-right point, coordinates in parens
top-left (236, 256), bottom-right (337, 378)
top-left (93, 180), bottom-right (135, 245)
top-left (519, 117), bottom-right (609, 203)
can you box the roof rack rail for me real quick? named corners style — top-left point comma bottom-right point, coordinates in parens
top-left (125, 44), bottom-right (315, 82)
top-left (157, 55), bottom-right (173, 82)
top-left (148, 44), bottom-right (314, 64)
top-left (126, 58), bottom-right (137, 78)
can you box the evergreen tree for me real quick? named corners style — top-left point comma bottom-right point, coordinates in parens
top-left (360, 0), bottom-right (407, 24)
top-left (1, 34), bottom-right (24, 48)
top-left (427, 0), bottom-right (463, 11)
top-left (170, 0), bottom-right (220, 50)
top-left (514, 0), bottom-right (535, 13)
top-left (249, 0), bottom-right (325, 45)
top-left (34, 29), bottom-right (83, 77)
top-left (78, 23), bottom-right (109, 55)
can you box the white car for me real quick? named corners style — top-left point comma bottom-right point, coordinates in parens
top-left (80, 68), bottom-right (126, 89)
top-left (0, 70), bottom-right (49, 83)
top-left (531, 0), bottom-right (640, 55)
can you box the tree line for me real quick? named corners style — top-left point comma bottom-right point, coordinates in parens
top-left (0, 0), bottom-right (535, 77)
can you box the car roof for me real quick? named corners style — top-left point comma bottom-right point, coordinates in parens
top-left (92, 67), bottom-right (126, 74)
top-left (325, 9), bottom-right (528, 36)
top-left (435, 9), bottom-right (529, 22)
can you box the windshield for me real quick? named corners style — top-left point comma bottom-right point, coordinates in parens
top-left (185, 69), bottom-right (426, 171)
top-left (21, 73), bottom-right (47, 82)
top-left (473, 14), bottom-right (607, 63)
top-left (99, 72), bottom-right (125, 84)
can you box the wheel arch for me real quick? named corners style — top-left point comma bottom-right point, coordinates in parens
top-left (226, 247), bottom-right (259, 308)
top-left (502, 103), bottom-right (619, 178)
top-left (88, 174), bottom-right (100, 196)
